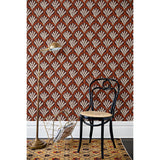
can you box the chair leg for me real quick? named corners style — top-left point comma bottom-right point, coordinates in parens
top-left (78, 117), bottom-right (83, 153)
top-left (109, 120), bottom-right (116, 148)
top-left (89, 120), bottom-right (93, 143)
top-left (101, 120), bottom-right (104, 159)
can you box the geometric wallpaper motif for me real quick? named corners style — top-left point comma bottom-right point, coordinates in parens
top-left (27, 0), bottom-right (133, 121)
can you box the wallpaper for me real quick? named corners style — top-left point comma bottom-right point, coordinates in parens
top-left (27, 0), bottom-right (133, 121)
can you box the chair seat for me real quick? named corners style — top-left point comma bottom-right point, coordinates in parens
top-left (80, 111), bottom-right (112, 119)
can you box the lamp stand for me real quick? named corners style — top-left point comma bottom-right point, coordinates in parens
top-left (27, 42), bottom-right (61, 149)
top-left (28, 51), bottom-right (47, 149)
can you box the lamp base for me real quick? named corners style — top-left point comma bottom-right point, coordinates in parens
top-left (28, 138), bottom-right (47, 150)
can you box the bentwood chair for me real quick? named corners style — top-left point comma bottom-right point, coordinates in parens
top-left (77, 78), bottom-right (120, 159)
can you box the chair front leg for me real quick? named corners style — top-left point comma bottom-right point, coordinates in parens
top-left (101, 120), bottom-right (104, 159)
top-left (89, 120), bottom-right (94, 143)
top-left (109, 120), bottom-right (116, 148)
top-left (78, 117), bottom-right (83, 153)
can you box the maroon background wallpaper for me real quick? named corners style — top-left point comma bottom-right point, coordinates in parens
top-left (27, 0), bottom-right (133, 121)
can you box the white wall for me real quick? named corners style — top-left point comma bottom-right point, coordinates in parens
top-left (27, 121), bottom-right (133, 138)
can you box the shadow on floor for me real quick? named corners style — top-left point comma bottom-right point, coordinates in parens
top-left (122, 138), bottom-right (133, 159)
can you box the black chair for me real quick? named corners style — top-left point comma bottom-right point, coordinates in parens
top-left (77, 78), bottom-right (120, 159)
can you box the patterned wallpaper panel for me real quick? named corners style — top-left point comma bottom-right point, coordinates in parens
top-left (27, 0), bottom-right (133, 121)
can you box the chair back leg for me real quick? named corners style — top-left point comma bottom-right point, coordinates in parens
top-left (109, 120), bottom-right (116, 148)
top-left (89, 120), bottom-right (94, 143)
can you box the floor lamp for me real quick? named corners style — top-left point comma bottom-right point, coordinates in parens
top-left (28, 42), bottom-right (62, 149)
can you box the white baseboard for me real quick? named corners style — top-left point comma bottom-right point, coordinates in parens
top-left (27, 121), bottom-right (133, 139)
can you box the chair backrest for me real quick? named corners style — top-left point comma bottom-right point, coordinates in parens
top-left (87, 78), bottom-right (120, 117)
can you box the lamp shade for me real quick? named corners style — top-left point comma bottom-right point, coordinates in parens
top-left (41, 42), bottom-right (62, 51)
top-left (48, 42), bottom-right (62, 51)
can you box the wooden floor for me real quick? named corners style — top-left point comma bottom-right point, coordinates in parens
top-left (122, 138), bottom-right (133, 159)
